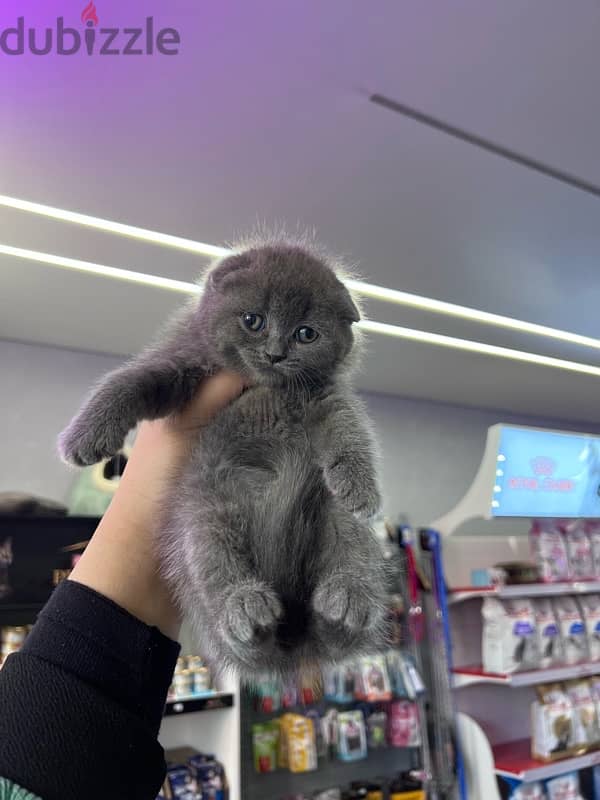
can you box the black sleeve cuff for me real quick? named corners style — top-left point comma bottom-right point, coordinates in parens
top-left (0, 580), bottom-right (180, 800)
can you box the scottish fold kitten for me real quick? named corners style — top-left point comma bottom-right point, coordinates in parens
top-left (59, 243), bottom-right (386, 676)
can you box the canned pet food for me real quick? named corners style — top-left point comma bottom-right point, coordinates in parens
top-left (187, 655), bottom-right (204, 671)
top-left (172, 670), bottom-right (192, 698)
top-left (193, 667), bottom-right (211, 694)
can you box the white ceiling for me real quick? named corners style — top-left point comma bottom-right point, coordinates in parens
top-left (1, 0), bottom-right (600, 422)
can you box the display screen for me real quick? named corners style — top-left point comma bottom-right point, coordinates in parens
top-left (491, 426), bottom-right (600, 518)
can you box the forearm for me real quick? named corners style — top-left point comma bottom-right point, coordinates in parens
top-left (69, 420), bottom-right (185, 639)
top-left (0, 581), bottom-right (179, 800)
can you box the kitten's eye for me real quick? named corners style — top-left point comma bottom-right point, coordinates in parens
top-left (295, 326), bottom-right (319, 344)
top-left (242, 312), bottom-right (265, 332)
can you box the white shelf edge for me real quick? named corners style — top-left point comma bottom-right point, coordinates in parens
top-left (496, 750), bottom-right (600, 783)
top-left (454, 661), bottom-right (600, 689)
top-left (449, 580), bottom-right (600, 604)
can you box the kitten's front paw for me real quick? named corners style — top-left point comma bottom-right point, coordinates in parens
top-left (326, 463), bottom-right (381, 518)
top-left (313, 576), bottom-right (381, 631)
top-left (58, 416), bottom-right (125, 466)
top-left (222, 582), bottom-right (283, 645)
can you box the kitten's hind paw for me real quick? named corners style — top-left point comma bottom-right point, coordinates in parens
top-left (222, 582), bottom-right (283, 645)
top-left (58, 418), bottom-right (125, 466)
top-left (313, 576), bottom-right (381, 631)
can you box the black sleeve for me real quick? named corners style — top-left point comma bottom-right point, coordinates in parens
top-left (0, 580), bottom-right (180, 800)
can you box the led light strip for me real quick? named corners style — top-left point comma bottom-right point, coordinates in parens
top-left (360, 320), bottom-right (600, 378)
top-left (0, 244), bottom-right (198, 293)
top-left (345, 280), bottom-right (600, 351)
top-left (2, 242), bottom-right (600, 379)
top-left (0, 195), bottom-right (229, 258)
top-left (1, 193), bottom-right (600, 351)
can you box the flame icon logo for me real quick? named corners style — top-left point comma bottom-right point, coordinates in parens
top-left (81, 2), bottom-right (99, 26)
top-left (531, 456), bottom-right (556, 477)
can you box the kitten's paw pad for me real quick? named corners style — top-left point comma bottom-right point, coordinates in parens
top-left (313, 577), bottom-right (380, 631)
top-left (223, 583), bottom-right (282, 644)
top-left (58, 420), bottom-right (124, 466)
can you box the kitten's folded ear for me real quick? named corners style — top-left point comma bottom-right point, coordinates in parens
top-left (209, 254), bottom-right (252, 290)
top-left (336, 280), bottom-right (361, 323)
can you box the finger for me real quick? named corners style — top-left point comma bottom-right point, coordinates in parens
top-left (177, 370), bottom-right (247, 429)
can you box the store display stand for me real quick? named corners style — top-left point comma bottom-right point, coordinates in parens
top-left (427, 423), bottom-right (600, 800)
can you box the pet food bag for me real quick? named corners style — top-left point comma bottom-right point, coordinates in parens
top-left (534, 598), bottom-right (562, 669)
top-left (588, 521), bottom-right (600, 577)
top-left (531, 683), bottom-right (575, 760)
top-left (565, 679), bottom-right (600, 746)
top-left (553, 596), bottom-right (588, 664)
top-left (336, 710), bottom-right (367, 762)
top-left (545, 771), bottom-right (583, 800)
top-left (252, 721), bottom-right (279, 773)
top-left (563, 520), bottom-right (594, 580)
top-left (354, 655), bottom-right (391, 702)
top-left (323, 662), bottom-right (355, 703)
top-left (387, 701), bottom-right (422, 748)
top-left (482, 597), bottom-right (538, 673)
top-left (278, 714), bottom-right (317, 773)
top-left (366, 710), bottom-right (388, 749)
top-left (578, 594), bottom-right (600, 661)
top-left (530, 520), bottom-right (569, 582)
top-left (507, 783), bottom-right (545, 800)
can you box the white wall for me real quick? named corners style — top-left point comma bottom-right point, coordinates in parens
top-left (2, 338), bottom-right (598, 526)
top-left (0, 339), bottom-right (121, 503)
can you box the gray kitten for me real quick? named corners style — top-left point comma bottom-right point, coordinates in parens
top-left (59, 243), bottom-right (386, 676)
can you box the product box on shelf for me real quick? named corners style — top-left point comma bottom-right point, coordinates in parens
top-left (158, 747), bottom-right (229, 800)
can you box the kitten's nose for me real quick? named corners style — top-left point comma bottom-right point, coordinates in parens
top-left (266, 351), bottom-right (286, 364)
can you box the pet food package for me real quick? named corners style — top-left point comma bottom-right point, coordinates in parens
top-left (531, 683), bottom-right (575, 760)
top-left (354, 655), bottom-right (392, 702)
top-left (387, 701), bottom-right (422, 748)
top-left (278, 714), bottom-right (317, 773)
top-left (159, 764), bottom-right (198, 800)
top-left (553, 596), bottom-right (588, 664)
top-left (588, 521), bottom-right (600, 576)
top-left (305, 708), bottom-right (328, 761)
top-left (563, 520), bottom-right (594, 580)
top-left (545, 771), bottom-right (583, 800)
top-left (323, 662), bottom-right (355, 703)
top-left (507, 783), bottom-right (546, 800)
top-left (365, 710), bottom-right (388, 749)
top-left (254, 673), bottom-right (281, 714)
top-left (188, 753), bottom-right (229, 800)
top-left (482, 597), bottom-right (538, 673)
top-left (579, 594), bottom-right (600, 661)
top-left (564, 679), bottom-right (600, 746)
top-left (530, 520), bottom-right (570, 582)
top-left (534, 599), bottom-right (562, 669)
top-left (252, 722), bottom-right (279, 773)
top-left (336, 710), bottom-right (367, 762)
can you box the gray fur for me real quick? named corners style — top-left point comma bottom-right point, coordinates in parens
top-left (59, 243), bottom-right (386, 676)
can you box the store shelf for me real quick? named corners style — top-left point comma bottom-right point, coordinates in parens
top-left (453, 661), bottom-right (600, 688)
top-left (449, 580), bottom-right (600, 604)
top-left (493, 739), bottom-right (600, 782)
top-left (164, 691), bottom-right (234, 717)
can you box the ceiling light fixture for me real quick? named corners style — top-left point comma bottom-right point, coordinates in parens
top-left (2, 193), bottom-right (600, 351)
top-left (361, 319), bottom-right (600, 379)
top-left (346, 280), bottom-right (600, 351)
top-left (0, 244), bottom-right (197, 294)
top-left (0, 194), bottom-right (229, 258)
top-left (2, 242), bottom-right (600, 379)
